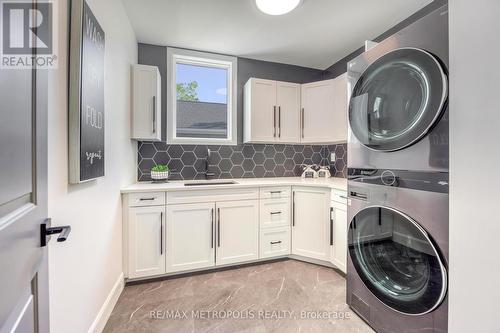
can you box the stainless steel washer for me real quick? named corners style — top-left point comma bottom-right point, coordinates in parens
top-left (347, 169), bottom-right (448, 333)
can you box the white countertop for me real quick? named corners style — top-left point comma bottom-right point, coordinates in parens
top-left (121, 177), bottom-right (347, 193)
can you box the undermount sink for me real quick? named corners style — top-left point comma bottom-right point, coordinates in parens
top-left (183, 180), bottom-right (238, 187)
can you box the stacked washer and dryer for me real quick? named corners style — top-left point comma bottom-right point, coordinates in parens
top-left (346, 5), bottom-right (449, 333)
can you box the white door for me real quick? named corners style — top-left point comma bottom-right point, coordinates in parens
top-left (246, 78), bottom-right (277, 142)
top-left (301, 80), bottom-right (335, 143)
top-left (0, 4), bottom-right (51, 331)
top-left (166, 203), bottom-right (216, 273)
top-left (330, 73), bottom-right (348, 143)
top-left (331, 202), bottom-right (348, 273)
top-left (128, 206), bottom-right (166, 278)
top-left (216, 200), bottom-right (259, 265)
top-left (276, 81), bottom-right (301, 143)
top-left (132, 65), bottom-right (161, 140)
top-left (292, 187), bottom-right (330, 261)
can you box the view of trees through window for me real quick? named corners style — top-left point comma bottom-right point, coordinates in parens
top-left (176, 81), bottom-right (199, 101)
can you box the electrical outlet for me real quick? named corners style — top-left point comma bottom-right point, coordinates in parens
top-left (330, 153), bottom-right (336, 162)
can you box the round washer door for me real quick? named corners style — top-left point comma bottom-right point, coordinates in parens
top-left (349, 48), bottom-right (448, 151)
top-left (348, 206), bottom-right (447, 315)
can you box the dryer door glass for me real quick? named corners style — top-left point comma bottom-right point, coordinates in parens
top-left (349, 48), bottom-right (447, 151)
top-left (348, 206), bottom-right (447, 315)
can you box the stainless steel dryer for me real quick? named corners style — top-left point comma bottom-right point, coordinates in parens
top-left (347, 168), bottom-right (448, 333)
top-left (347, 5), bottom-right (449, 172)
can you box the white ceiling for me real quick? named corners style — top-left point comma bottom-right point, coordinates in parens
top-left (123, 0), bottom-right (433, 70)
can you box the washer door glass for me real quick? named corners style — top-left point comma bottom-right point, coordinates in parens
top-left (348, 206), bottom-right (447, 315)
top-left (349, 48), bottom-right (447, 151)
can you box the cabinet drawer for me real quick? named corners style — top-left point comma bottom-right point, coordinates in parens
top-left (128, 192), bottom-right (165, 207)
top-left (260, 227), bottom-right (290, 259)
top-left (331, 189), bottom-right (348, 204)
top-left (260, 186), bottom-right (291, 199)
top-left (260, 199), bottom-right (290, 229)
top-left (167, 188), bottom-right (258, 204)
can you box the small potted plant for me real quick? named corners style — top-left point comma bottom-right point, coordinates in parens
top-left (150, 164), bottom-right (169, 182)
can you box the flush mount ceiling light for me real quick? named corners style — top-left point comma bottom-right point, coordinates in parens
top-left (255, 0), bottom-right (303, 15)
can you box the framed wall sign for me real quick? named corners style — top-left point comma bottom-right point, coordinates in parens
top-left (69, 0), bottom-right (105, 183)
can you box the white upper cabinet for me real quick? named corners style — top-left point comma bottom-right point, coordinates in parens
top-left (244, 78), bottom-right (301, 144)
top-left (244, 78), bottom-right (277, 143)
top-left (276, 81), bottom-right (301, 142)
top-left (131, 64), bottom-right (161, 141)
top-left (244, 75), bottom-right (347, 144)
top-left (330, 73), bottom-right (348, 143)
top-left (301, 77), bottom-right (346, 144)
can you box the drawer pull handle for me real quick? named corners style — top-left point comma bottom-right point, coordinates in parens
top-left (270, 191), bottom-right (282, 194)
top-left (339, 195), bottom-right (348, 200)
top-left (140, 197), bottom-right (156, 201)
top-left (270, 241), bottom-right (282, 245)
top-left (270, 211), bottom-right (282, 215)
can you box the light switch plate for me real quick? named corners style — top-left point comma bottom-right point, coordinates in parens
top-left (330, 153), bottom-right (336, 162)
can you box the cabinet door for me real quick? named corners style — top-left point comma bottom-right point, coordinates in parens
top-left (330, 73), bottom-right (348, 143)
top-left (276, 81), bottom-right (301, 143)
top-left (244, 78), bottom-right (277, 143)
top-left (132, 65), bottom-right (161, 141)
top-left (166, 203), bottom-right (216, 273)
top-left (292, 187), bottom-right (330, 261)
top-left (300, 80), bottom-right (335, 143)
top-left (216, 200), bottom-right (259, 265)
top-left (331, 202), bottom-right (347, 273)
top-left (128, 206), bottom-right (165, 278)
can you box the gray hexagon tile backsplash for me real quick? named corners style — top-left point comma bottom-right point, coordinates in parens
top-left (138, 143), bottom-right (347, 181)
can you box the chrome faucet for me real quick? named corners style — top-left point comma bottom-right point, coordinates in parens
top-left (205, 148), bottom-right (215, 179)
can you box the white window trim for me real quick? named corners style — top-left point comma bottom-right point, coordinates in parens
top-left (166, 47), bottom-right (238, 145)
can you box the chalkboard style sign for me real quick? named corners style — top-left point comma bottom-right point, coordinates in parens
top-left (69, 0), bottom-right (105, 183)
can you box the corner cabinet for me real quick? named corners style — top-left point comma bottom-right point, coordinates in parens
top-left (291, 187), bottom-right (331, 261)
top-left (131, 64), bottom-right (161, 141)
top-left (244, 74), bottom-right (347, 144)
top-left (330, 189), bottom-right (348, 273)
top-left (301, 74), bottom-right (347, 144)
top-left (244, 78), bottom-right (301, 144)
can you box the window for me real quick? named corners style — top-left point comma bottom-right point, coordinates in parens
top-left (167, 48), bottom-right (237, 145)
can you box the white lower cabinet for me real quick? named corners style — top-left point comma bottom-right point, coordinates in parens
top-left (128, 206), bottom-right (166, 278)
top-left (291, 187), bottom-right (331, 261)
top-left (216, 200), bottom-right (259, 266)
top-left (124, 184), bottom-right (350, 280)
top-left (166, 203), bottom-right (215, 273)
top-left (260, 227), bottom-right (290, 259)
top-left (330, 200), bottom-right (348, 273)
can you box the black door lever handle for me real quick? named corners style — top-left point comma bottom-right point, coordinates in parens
top-left (41, 218), bottom-right (71, 247)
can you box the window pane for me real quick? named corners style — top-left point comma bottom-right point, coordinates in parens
top-left (176, 63), bottom-right (228, 139)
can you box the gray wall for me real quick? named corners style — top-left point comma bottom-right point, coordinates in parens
top-left (449, 0), bottom-right (500, 331)
top-left (322, 0), bottom-right (448, 79)
top-left (138, 45), bottom-right (323, 143)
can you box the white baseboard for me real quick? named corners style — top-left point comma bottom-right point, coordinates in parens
top-left (88, 272), bottom-right (125, 333)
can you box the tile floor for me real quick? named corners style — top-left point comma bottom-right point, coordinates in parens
top-left (104, 260), bottom-right (373, 333)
